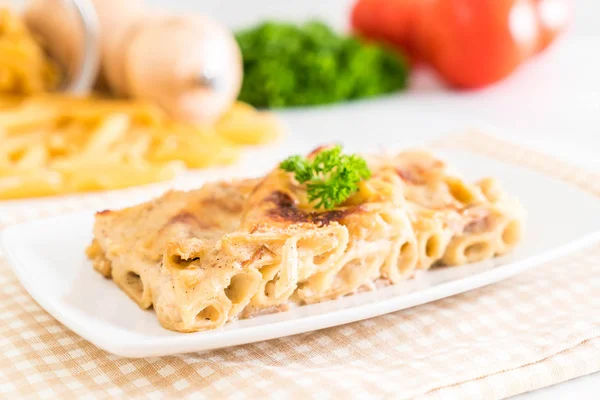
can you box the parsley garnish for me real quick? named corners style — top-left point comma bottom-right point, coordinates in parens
top-left (235, 21), bottom-right (409, 108)
top-left (280, 145), bottom-right (371, 209)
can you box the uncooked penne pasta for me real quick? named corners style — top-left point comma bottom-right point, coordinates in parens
top-left (0, 92), bottom-right (280, 199)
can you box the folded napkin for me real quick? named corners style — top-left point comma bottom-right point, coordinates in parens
top-left (1, 132), bottom-right (599, 399)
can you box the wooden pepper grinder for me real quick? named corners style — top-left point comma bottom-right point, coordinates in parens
top-left (24, 0), bottom-right (243, 123)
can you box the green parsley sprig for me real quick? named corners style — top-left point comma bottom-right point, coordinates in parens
top-left (280, 145), bottom-right (371, 209)
top-left (235, 21), bottom-right (409, 108)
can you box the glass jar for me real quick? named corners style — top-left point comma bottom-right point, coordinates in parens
top-left (21, 0), bottom-right (100, 94)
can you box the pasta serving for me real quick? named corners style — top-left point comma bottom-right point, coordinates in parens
top-left (0, 8), bottom-right (61, 94)
top-left (0, 7), bottom-right (281, 200)
top-left (0, 97), bottom-right (280, 199)
top-left (87, 147), bottom-right (525, 332)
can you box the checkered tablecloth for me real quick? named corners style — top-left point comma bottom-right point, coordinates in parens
top-left (1, 132), bottom-right (600, 399)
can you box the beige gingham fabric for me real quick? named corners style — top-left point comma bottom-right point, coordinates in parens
top-left (2, 132), bottom-right (600, 399)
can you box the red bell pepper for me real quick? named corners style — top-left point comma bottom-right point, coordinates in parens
top-left (351, 0), bottom-right (570, 89)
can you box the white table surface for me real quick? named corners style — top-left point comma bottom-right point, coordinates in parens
top-left (13, 0), bottom-right (600, 397)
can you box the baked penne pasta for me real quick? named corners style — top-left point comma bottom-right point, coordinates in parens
top-left (88, 147), bottom-right (526, 332)
top-left (411, 207), bottom-right (455, 270)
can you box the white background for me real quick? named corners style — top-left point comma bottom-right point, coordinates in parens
top-left (150, 1), bottom-right (599, 398)
top-left (147, 0), bottom-right (600, 173)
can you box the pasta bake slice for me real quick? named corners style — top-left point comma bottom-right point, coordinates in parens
top-left (88, 146), bottom-right (525, 332)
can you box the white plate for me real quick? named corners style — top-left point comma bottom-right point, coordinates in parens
top-left (3, 149), bottom-right (600, 358)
